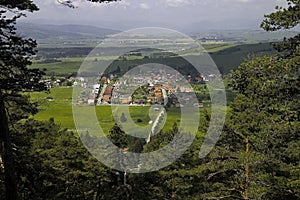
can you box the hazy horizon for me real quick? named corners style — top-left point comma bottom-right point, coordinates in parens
top-left (19, 0), bottom-right (291, 32)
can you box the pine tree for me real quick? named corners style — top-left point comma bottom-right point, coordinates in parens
top-left (261, 0), bottom-right (300, 57)
top-left (0, 1), bottom-right (45, 199)
top-left (0, 1), bottom-right (121, 198)
top-left (199, 1), bottom-right (300, 198)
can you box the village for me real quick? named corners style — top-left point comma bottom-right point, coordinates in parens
top-left (67, 68), bottom-right (219, 107)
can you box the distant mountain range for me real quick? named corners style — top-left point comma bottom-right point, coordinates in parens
top-left (16, 23), bottom-right (298, 44)
top-left (16, 23), bottom-right (120, 40)
top-left (190, 29), bottom-right (298, 43)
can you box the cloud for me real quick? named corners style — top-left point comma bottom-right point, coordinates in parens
top-left (236, 0), bottom-right (252, 3)
top-left (26, 0), bottom-right (287, 32)
top-left (165, 0), bottom-right (191, 7)
top-left (140, 3), bottom-right (150, 10)
top-left (114, 0), bottom-right (131, 8)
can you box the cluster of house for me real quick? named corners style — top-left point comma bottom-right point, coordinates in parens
top-left (100, 84), bottom-right (114, 104)
top-left (119, 85), bottom-right (165, 105)
top-left (95, 83), bottom-right (165, 105)
top-left (70, 68), bottom-right (220, 106)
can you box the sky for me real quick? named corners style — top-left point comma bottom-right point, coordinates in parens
top-left (22, 0), bottom-right (288, 32)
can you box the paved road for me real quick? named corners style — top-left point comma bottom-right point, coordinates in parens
top-left (146, 109), bottom-right (165, 143)
top-left (96, 84), bottom-right (107, 106)
top-left (161, 88), bottom-right (168, 106)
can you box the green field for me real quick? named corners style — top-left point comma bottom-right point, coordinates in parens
top-left (30, 42), bottom-right (276, 76)
top-left (31, 87), bottom-right (75, 129)
top-left (31, 88), bottom-right (190, 135)
top-left (202, 43), bottom-right (237, 53)
top-left (31, 58), bottom-right (82, 75)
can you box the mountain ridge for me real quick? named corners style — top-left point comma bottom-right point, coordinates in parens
top-left (16, 23), bottom-right (120, 40)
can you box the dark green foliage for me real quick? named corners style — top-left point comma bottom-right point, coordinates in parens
top-left (0, 119), bottom-right (124, 199)
top-left (0, 11), bottom-right (46, 93)
top-left (199, 2), bottom-right (300, 197)
top-left (108, 123), bottom-right (128, 149)
top-left (228, 55), bottom-right (300, 199)
top-left (261, 0), bottom-right (300, 31)
top-left (0, 1), bottom-right (46, 199)
top-left (200, 54), bottom-right (300, 199)
top-left (261, 0), bottom-right (300, 57)
top-left (0, 0), bottom-right (38, 12)
top-left (272, 34), bottom-right (300, 57)
top-left (0, 1), bottom-right (119, 199)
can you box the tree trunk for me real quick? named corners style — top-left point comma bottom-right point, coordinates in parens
top-left (0, 90), bottom-right (17, 200)
top-left (244, 138), bottom-right (249, 200)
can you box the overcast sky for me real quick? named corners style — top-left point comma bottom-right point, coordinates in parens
top-left (22, 0), bottom-right (287, 31)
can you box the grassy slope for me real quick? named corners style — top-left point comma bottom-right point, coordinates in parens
top-left (211, 42), bottom-right (275, 74)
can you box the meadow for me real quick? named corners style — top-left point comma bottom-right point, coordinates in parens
top-left (30, 87), bottom-right (190, 135)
